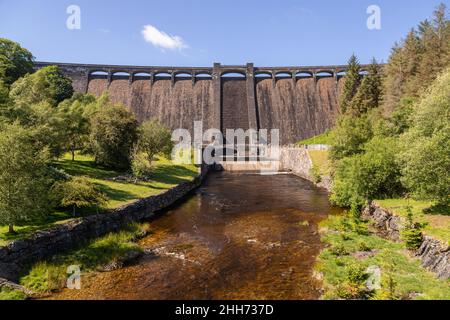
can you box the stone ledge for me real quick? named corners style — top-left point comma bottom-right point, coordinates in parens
top-left (362, 202), bottom-right (450, 280)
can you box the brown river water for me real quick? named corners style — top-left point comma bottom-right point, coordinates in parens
top-left (48, 172), bottom-right (341, 300)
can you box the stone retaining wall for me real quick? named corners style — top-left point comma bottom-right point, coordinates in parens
top-left (0, 165), bottom-right (209, 282)
top-left (280, 146), bottom-right (332, 191)
top-left (362, 202), bottom-right (450, 280)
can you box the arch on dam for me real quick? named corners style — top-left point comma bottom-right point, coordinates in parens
top-left (314, 70), bottom-right (334, 77)
top-left (89, 70), bottom-right (108, 77)
top-left (221, 70), bottom-right (246, 78)
top-left (295, 71), bottom-right (314, 79)
top-left (174, 71), bottom-right (193, 77)
top-left (255, 71), bottom-right (272, 78)
top-left (274, 71), bottom-right (292, 78)
top-left (133, 72), bottom-right (151, 79)
top-left (195, 71), bottom-right (212, 78)
top-left (112, 71), bottom-right (131, 77)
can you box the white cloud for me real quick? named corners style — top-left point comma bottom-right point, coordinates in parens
top-left (141, 25), bottom-right (188, 51)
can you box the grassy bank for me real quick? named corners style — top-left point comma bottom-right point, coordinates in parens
top-left (17, 223), bottom-right (149, 297)
top-left (375, 199), bottom-right (450, 244)
top-left (297, 131), bottom-right (333, 145)
top-left (0, 153), bottom-right (198, 246)
top-left (315, 214), bottom-right (450, 300)
top-left (0, 287), bottom-right (28, 300)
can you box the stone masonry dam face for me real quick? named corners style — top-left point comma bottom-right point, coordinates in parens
top-left (34, 62), bottom-right (355, 145)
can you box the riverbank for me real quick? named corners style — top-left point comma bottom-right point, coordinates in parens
top-left (0, 155), bottom-right (205, 290)
top-left (298, 146), bottom-right (450, 299)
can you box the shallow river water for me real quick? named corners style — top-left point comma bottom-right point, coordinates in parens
top-left (49, 172), bottom-right (341, 300)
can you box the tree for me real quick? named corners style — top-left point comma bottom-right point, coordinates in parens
top-left (0, 38), bottom-right (34, 87)
top-left (0, 123), bottom-right (51, 233)
top-left (350, 58), bottom-right (382, 115)
top-left (9, 65), bottom-right (73, 109)
top-left (51, 177), bottom-right (108, 216)
top-left (137, 119), bottom-right (173, 166)
top-left (89, 99), bottom-right (138, 170)
top-left (58, 93), bottom-right (96, 160)
top-left (339, 54), bottom-right (361, 114)
top-left (330, 114), bottom-right (373, 161)
top-left (398, 67), bottom-right (450, 205)
top-left (330, 136), bottom-right (402, 208)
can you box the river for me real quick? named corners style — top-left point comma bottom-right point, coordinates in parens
top-left (49, 171), bottom-right (341, 300)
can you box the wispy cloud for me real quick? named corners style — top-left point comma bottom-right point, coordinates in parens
top-left (141, 25), bottom-right (188, 51)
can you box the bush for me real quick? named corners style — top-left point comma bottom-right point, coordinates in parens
top-left (400, 206), bottom-right (424, 250)
top-left (50, 176), bottom-right (108, 216)
top-left (310, 164), bottom-right (322, 183)
top-left (137, 119), bottom-right (173, 165)
top-left (330, 136), bottom-right (402, 208)
top-left (131, 152), bottom-right (152, 179)
top-left (89, 100), bottom-right (138, 170)
top-left (330, 114), bottom-right (372, 161)
top-left (398, 68), bottom-right (450, 206)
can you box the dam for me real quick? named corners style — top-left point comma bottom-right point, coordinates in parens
top-left (34, 62), bottom-right (370, 144)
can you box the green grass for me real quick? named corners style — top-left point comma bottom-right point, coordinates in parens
top-left (0, 287), bottom-right (27, 300)
top-left (316, 214), bottom-right (450, 300)
top-left (297, 130), bottom-right (333, 145)
top-left (0, 153), bottom-right (198, 246)
top-left (308, 150), bottom-right (331, 176)
top-left (19, 223), bottom-right (148, 296)
top-left (375, 199), bottom-right (450, 244)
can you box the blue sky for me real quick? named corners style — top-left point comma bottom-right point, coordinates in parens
top-left (0, 0), bottom-right (447, 67)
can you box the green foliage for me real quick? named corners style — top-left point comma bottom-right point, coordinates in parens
top-left (331, 137), bottom-right (402, 207)
top-left (317, 215), bottom-right (450, 300)
top-left (0, 123), bottom-right (52, 233)
top-left (0, 287), bottom-right (27, 300)
top-left (330, 114), bottom-right (372, 161)
top-left (310, 164), bottom-right (322, 183)
top-left (137, 119), bottom-right (173, 165)
top-left (57, 93), bottom-right (95, 160)
top-left (401, 206), bottom-right (425, 250)
top-left (382, 4), bottom-right (450, 114)
top-left (51, 176), bottom-right (108, 216)
top-left (398, 68), bottom-right (450, 205)
top-left (349, 58), bottom-right (382, 116)
top-left (20, 223), bottom-right (146, 295)
top-left (0, 38), bottom-right (34, 87)
top-left (297, 130), bottom-right (333, 145)
top-left (89, 97), bottom-right (138, 170)
top-left (9, 65), bottom-right (73, 108)
top-left (131, 152), bottom-right (153, 179)
top-left (339, 54), bottom-right (361, 114)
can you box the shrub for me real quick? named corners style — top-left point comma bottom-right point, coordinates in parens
top-left (137, 119), bottom-right (173, 165)
top-left (50, 176), bottom-right (108, 216)
top-left (89, 100), bottom-right (138, 170)
top-left (400, 206), bottom-right (424, 250)
top-left (131, 152), bottom-right (152, 179)
top-left (330, 136), bottom-right (402, 208)
top-left (310, 164), bottom-right (322, 183)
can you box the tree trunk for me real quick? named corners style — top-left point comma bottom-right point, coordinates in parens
top-left (8, 224), bottom-right (15, 234)
top-left (71, 148), bottom-right (75, 161)
top-left (73, 205), bottom-right (76, 217)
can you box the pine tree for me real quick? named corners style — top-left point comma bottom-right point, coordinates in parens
top-left (339, 54), bottom-right (361, 114)
top-left (350, 58), bottom-right (382, 115)
top-left (417, 4), bottom-right (450, 87)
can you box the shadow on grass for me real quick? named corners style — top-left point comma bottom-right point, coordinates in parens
top-left (149, 164), bottom-right (198, 185)
top-left (423, 204), bottom-right (450, 216)
top-left (53, 158), bottom-right (123, 180)
top-left (94, 183), bottom-right (137, 204)
top-left (0, 211), bottom-right (73, 244)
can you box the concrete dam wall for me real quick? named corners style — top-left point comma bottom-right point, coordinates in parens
top-left (34, 62), bottom-right (356, 145)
